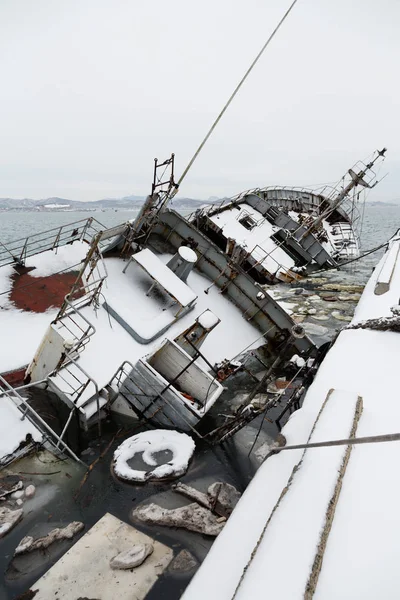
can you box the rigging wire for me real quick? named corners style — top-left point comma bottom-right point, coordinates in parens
top-left (359, 190), bottom-right (367, 240)
top-left (229, 324), bottom-right (277, 362)
top-left (176, 0), bottom-right (301, 189)
top-left (310, 237), bottom-right (393, 274)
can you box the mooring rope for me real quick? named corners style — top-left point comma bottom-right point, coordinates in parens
top-left (269, 431), bottom-right (400, 453)
top-left (311, 239), bottom-right (390, 274)
top-left (177, 0), bottom-right (300, 188)
top-left (345, 314), bottom-right (400, 333)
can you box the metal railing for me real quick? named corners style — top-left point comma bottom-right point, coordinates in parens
top-left (49, 355), bottom-right (99, 410)
top-left (190, 184), bottom-right (362, 230)
top-left (0, 217), bottom-right (106, 268)
top-left (0, 374), bottom-right (83, 464)
top-left (49, 242), bottom-right (107, 371)
top-left (108, 360), bottom-right (135, 391)
top-left (249, 243), bottom-right (296, 280)
top-left (55, 230), bottom-right (108, 321)
top-left (53, 298), bottom-right (97, 358)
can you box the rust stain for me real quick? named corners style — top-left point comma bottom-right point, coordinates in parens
top-left (9, 267), bottom-right (82, 313)
top-left (0, 366), bottom-right (27, 386)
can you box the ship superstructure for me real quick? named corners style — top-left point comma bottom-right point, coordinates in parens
top-left (191, 149), bottom-right (386, 283)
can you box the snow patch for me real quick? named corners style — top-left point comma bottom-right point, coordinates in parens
top-left (197, 310), bottom-right (219, 329)
top-left (25, 240), bottom-right (88, 278)
top-left (208, 203), bottom-right (295, 276)
top-left (14, 521), bottom-right (84, 555)
top-left (178, 246), bottom-right (197, 263)
top-left (289, 354), bottom-right (306, 368)
top-left (0, 506), bottom-right (23, 538)
top-left (113, 430), bottom-right (195, 483)
top-left (43, 203), bottom-right (70, 209)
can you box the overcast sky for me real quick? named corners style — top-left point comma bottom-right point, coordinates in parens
top-left (1, 0), bottom-right (399, 202)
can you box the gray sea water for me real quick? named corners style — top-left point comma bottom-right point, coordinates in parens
top-left (0, 209), bottom-right (138, 247)
top-left (1, 203), bottom-right (399, 281)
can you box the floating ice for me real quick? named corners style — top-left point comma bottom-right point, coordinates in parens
top-left (289, 354), bottom-right (306, 368)
top-left (14, 521), bottom-right (84, 555)
top-left (113, 429), bottom-right (196, 483)
top-left (132, 502), bottom-right (224, 536)
top-left (0, 506), bottom-right (23, 538)
top-left (110, 543), bottom-right (153, 570)
top-left (25, 484), bottom-right (36, 499)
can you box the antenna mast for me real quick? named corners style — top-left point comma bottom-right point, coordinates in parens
top-left (303, 148), bottom-right (387, 237)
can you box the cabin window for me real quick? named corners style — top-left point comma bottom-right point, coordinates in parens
top-left (239, 214), bottom-right (257, 230)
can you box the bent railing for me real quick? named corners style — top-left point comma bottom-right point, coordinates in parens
top-left (0, 374), bottom-right (83, 464)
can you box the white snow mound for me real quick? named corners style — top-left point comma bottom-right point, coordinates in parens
top-left (113, 429), bottom-right (195, 483)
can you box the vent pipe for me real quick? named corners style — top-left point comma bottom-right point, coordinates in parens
top-left (167, 246), bottom-right (197, 283)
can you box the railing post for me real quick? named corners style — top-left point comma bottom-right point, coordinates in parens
top-left (80, 217), bottom-right (93, 241)
top-left (19, 238), bottom-right (28, 266)
top-left (20, 404), bottom-right (29, 421)
top-left (52, 226), bottom-right (63, 251)
top-left (56, 408), bottom-right (75, 448)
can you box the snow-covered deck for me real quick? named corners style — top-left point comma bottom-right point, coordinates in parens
top-left (0, 244), bottom-right (264, 408)
top-left (104, 255), bottom-right (196, 343)
top-left (59, 254), bottom-right (263, 405)
top-left (0, 241), bottom-right (88, 374)
top-left (207, 203), bottom-right (295, 275)
top-left (129, 248), bottom-right (197, 307)
top-left (183, 237), bottom-right (400, 599)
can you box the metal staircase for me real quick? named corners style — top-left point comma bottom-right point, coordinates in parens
top-left (55, 231), bottom-right (108, 321)
top-left (106, 361), bottom-right (161, 422)
top-left (47, 355), bottom-right (107, 433)
top-left (25, 223), bottom-right (129, 434)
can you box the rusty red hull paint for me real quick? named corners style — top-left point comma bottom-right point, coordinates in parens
top-left (1, 366), bottom-right (27, 386)
top-left (9, 268), bottom-right (82, 313)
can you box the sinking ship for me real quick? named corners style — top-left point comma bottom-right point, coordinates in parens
top-left (191, 149), bottom-right (386, 283)
top-left (0, 155), bottom-right (393, 600)
top-left (0, 155), bottom-right (314, 466)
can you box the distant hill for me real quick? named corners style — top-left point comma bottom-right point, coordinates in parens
top-left (1, 194), bottom-right (394, 213)
top-left (0, 195), bottom-right (219, 212)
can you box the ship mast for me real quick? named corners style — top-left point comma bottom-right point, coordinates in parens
top-left (128, 153), bottom-right (178, 244)
top-left (303, 147), bottom-right (387, 237)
